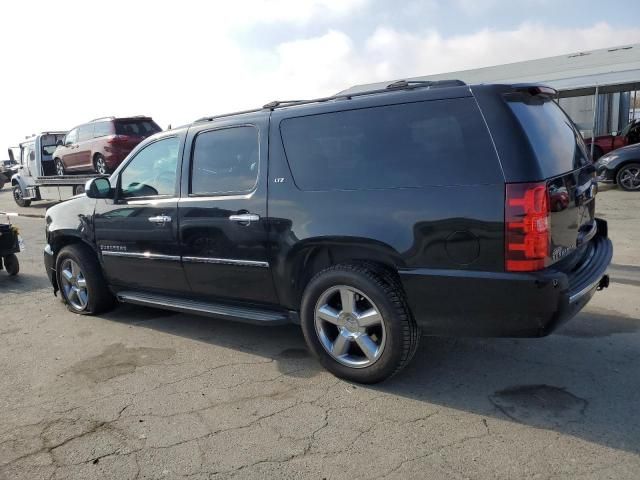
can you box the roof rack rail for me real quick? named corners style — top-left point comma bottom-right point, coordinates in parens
top-left (89, 116), bottom-right (116, 122)
top-left (194, 79), bottom-right (466, 123)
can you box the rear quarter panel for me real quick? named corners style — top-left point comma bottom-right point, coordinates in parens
top-left (267, 92), bottom-right (505, 309)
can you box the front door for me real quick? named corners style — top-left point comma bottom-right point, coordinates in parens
top-left (178, 119), bottom-right (278, 305)
top-left (94, 134), bottom-right (190, 294)
top-left (75, 124), bottom-right (95, 171)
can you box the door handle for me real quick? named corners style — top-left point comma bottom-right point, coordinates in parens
top-left (148, 215), bottom-right (172, 225)
top-left (229, 213), bottom-right (260, 224)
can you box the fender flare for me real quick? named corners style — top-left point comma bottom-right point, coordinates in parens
top-left (10, 173), bottom-right (29, 194)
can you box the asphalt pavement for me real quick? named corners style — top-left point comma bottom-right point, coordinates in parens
top-left (0, 185), bottom-right (638, 480)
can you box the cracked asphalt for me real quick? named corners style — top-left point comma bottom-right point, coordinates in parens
top-left (0, 185), bottom-right (639, 480)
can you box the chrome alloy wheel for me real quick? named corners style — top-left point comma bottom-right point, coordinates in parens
top-left (95, 157), bottom-right (107, 175)
top-left (619, 166), bottom-right (640, 190)
top-left (314, 285), bottom-right (386, 368)
top-left (60, 259), bottom-right (89, 311)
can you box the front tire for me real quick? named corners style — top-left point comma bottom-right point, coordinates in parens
top-left (3, 254), bottom-right (19, 276)
top-left (301, 264), bottom-right (419, 384)
top-left (56, 244), bottom-right (115, 315)
top-left (55, 158), bottom-right (65, 176)
top-left (12, 186), bottom-right (31, 207)
top-left (616, 163), bottom-right (640, 191)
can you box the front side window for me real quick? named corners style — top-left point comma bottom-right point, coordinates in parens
top-left (120, 136), bottom-right (180, 198)
top-left (190, 126), bottom-right (259, 195)
top-left (65, 129), bottom-right (78, 145)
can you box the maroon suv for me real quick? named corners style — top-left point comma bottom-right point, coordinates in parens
top-left (53, 117), bottom-right (161, 175)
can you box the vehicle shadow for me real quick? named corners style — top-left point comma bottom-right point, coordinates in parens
top-left (99, 303), bottom-right (640, 455)
top-left (0, 272), bottom-right (53, 294)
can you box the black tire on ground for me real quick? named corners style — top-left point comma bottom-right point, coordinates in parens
top-left (94, 154), bottom-right (109, 175)
top-left (300, 263), bottom-right (419, 384)
top-left (616, 162), bottom-right (640, 192)
top-left (3, 254), bottom-right (19, 276)
top-left (55, 158), bottom-right (65, 176)
top-left (55, 243), bottom-right (115, 315)
top-left (12, 186), bottom-right (31, 207)
top-left (0, 179), bottom-right (5, 190)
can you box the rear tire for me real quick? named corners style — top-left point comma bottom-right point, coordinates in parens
top-left (94, 154), bottom-right (109, 175)
top-left (0, 179), bottom-right (5, 190)
top-left (12, 186), bottom-right (31, 207)
top-left (3, 254), bottom-right (19, 276)
top-left (56, 244), bottom-right (115, 315)
top-left (300, 263), bottom-right (419, 384)
top-left (55, 158), bottom-right (65, 176)
top-left (616, 163), bottom-right (640, 192)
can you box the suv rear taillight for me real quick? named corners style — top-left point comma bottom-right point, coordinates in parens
top-left (505, 182), bottom-right (551, 272)
top-left (106, 135), bottom-right (129, 144)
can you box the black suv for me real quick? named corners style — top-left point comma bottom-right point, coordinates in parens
top-left (43, 81), bottom-right (612, 383)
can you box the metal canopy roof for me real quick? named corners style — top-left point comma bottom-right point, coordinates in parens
top-left (340, 43), bottom-right (640, 98)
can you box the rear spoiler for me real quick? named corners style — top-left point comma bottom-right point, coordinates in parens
top-left (512, 84), bottom-right (558, 98)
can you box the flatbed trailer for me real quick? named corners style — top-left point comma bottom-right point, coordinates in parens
top-left (9, 133), bottom-right (108, 207)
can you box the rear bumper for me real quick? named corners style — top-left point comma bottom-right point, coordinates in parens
top-left (400, 220), bottom-right (613, 337)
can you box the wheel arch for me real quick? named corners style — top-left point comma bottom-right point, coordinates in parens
top-left (613, 159), bottom-right (640, 183)
top-left (279, 238), bottom-right (405, 310)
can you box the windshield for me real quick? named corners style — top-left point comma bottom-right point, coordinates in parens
top-left (618, 119), bottom-right (638, 137)
top-left (505, 93), bottom-right (590, 177)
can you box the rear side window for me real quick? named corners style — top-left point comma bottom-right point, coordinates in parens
top-left (190, 126), bottom-right (259, 195)
top-left (505, 94), bottom-right (590, 177)
top-left (115, 119), bottom-right (161, 137)
top-left (93, 121), bottom-right (113, 138)
top-left (280, 98), bottom-right (501, 191)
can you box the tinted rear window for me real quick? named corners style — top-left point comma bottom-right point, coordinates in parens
top-left (505, 94), bottom-right (590, 177)
top-left (280, 98), bottom-right (501, 191)
top-left (115, 119), bottom-right (161, 137)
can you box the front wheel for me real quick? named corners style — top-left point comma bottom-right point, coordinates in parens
top-left (12, 186), bottom-right (31, 207)
top-left (301, 264), bottom-right (419, 384)
top-left (616, 163), bottom-right (640, 191)
top-left (56, 244), bottom-right (115, 314)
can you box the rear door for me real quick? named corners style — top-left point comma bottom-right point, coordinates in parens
top-left (177, 114), bottom-right (278, 305)
top-left (94, 133), bottom-right (190, 293)
top-left (503, 90), bottom-right (596, 268)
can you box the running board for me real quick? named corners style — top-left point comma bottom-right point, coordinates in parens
top-left (116, 291), bottom-right (291, 326)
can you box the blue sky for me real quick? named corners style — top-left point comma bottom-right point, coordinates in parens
top-left (1, 0), bottom-right (639, 153)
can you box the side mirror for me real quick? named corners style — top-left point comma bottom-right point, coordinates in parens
top-left (86, 177), bottom-right (113, 199)
top-left (612, 131), bottom-right (618, 137)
